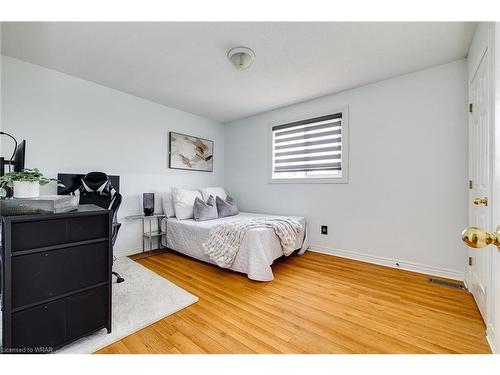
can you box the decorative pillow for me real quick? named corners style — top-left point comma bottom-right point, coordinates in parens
top-left (172, 187), bottom-right (202, 220)
top-left (193, 195), bottom-right (218, 221)
top-left (201, 186), bottom-right (227, 202)
top-left (216, 195), bottom-right (239, 218)
top-left (159, 191), bottom-right (176, 218)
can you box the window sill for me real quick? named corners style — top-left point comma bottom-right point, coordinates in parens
top-left (268, 176), bottom-right (348, 184)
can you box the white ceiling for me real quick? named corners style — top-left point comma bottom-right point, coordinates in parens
top-left (1, 22), bottom-right (476, 123)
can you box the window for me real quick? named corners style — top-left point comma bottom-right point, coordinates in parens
top-left (270, 109), bottom-right (348, 183)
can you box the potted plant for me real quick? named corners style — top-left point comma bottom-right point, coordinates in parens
top-left (0, 168), bottom-right (58, 198)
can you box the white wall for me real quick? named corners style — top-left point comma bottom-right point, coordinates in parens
top-left (1, 56), bottom-right (225, 256)
top-left (224, 60), bottom-right (468, 279)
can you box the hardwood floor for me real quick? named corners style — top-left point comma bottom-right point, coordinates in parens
top-left (97, 251), bottom-right (491, 354)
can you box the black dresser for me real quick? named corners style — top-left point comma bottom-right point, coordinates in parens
top-left (1, 204), bottom-right (112, 353)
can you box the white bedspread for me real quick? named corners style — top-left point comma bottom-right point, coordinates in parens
top-left (161, 212), bottom-right (308, 281)
top-left (203, 217), bottom-right (303, 268)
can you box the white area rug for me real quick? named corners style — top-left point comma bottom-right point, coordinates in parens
top-left (0, 257), bottom-right (198, 354)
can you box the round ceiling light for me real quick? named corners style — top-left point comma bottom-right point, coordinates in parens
top-left (227, 46), bottom-right (255, 70)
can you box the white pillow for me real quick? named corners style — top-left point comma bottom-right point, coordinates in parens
top-left (172, 187), bottom-right (202, 220)
top-left (201, 186), bottom-right (227, 202)
top-left (159, 191), bottom-right (176, 218)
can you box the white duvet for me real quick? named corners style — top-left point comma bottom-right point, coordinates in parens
top-left (161, 212), bottom-right (308, 281)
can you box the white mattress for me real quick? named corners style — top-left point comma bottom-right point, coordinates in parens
top-left (161, 212), bottom-right (308, 281)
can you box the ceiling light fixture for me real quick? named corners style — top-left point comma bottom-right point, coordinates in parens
top-left (227, 46), bottom-right (255, 70)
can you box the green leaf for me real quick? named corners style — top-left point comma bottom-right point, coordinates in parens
top-left (0, 168), bottom-right (57, 186)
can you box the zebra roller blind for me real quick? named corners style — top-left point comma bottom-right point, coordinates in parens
top-left (272, 113), bottom-right (342, 175)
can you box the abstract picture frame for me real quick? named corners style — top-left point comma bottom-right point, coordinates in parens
top-left (168, 131), bottom-right (214, 172)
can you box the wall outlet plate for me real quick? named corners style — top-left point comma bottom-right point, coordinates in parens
top-left (321, 225), bottom-right (328, 235)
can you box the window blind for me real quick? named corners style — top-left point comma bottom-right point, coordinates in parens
top-left (272, 113), bottom-right (342, 173)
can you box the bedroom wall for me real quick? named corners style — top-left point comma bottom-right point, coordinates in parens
top-left (1, 56), bottom-right (225, 257)
top-left (224, 59), bottom-right (468, 279)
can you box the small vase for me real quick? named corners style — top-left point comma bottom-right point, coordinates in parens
top-left (13, 181), bottom-right (40, 198)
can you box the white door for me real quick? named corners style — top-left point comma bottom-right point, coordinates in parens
top-left (468, 49), bottom-right (491, 320)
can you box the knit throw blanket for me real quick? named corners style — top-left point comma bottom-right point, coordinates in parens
top-left (202, 217), bottom-right (303, 268)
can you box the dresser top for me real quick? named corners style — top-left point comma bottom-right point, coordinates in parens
top-left (1, 204), bottom-right (109, 222)
top-left (74, 204), bottom-right (107, 212)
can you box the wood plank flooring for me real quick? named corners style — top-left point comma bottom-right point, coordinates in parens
top-left (97, 251), bottom-right (491, 354)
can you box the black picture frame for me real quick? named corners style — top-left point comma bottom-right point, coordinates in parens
top-left (168, 131), bottom-right (214, 172)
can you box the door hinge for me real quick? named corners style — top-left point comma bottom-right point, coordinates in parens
top-left (469, 103), bottom-right (473, 113)
top-left (469, 256), bottom-right (473, 266)
top-left (469, 180), bottom-right (473, 189)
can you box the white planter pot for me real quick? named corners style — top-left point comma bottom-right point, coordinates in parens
top-left (13, 181), bottom-right (40, 198)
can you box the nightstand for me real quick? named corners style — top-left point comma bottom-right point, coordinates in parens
top-left (125, 213), bottom-right (166, 253)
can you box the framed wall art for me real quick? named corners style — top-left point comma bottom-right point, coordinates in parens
top-left (168, 131), bottom-right (214, 172)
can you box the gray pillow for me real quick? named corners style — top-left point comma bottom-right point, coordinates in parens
top-left (193, 195), bottom-right (218, 221)
top-left (216, 195), bottom-right (239, 218)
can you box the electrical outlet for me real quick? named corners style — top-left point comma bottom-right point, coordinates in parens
top-left (321, 225), bottom-right (328, 235)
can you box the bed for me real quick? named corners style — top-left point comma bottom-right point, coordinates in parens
top-left (161, 212), bottom-right (308, 281)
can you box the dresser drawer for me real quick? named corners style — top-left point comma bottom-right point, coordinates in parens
top-left (12, 298), bottom-right (67, 351)
top-left (10, 214), bottom-right (109, 252)
top-left (11, 286), bottom-right (109, 351)
top-left (12, 241), bottom-right (109, 309)
top-left (66, 286), bottom-right (108, 339)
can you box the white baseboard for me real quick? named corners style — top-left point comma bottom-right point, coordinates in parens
top-left (309, 245), bottom-right (465, 281)
top-left (114, 246), bottom-right (142, 258)
top-left (487, 333), bottom-right (497, 354)
top-left (120, 243), bottom-right (465, 280)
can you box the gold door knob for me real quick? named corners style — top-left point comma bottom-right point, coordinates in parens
top-left (473, 197), bottom-right (488, 206)
top-left (462, 227), bottom-right (500, 248)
